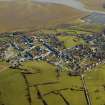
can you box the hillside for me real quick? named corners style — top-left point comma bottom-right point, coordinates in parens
top-left (0, 1), bottom-right (85, 32)
top-left (81, 0), bottom-right (105, 11)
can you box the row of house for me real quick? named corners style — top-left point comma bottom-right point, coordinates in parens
top-left (1, 29), bottom-right (105, 76)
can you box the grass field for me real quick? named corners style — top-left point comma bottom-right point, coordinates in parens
top-left (58, 36), bottom-right (84, 48)
top-left (0, 68), bottom-right (28, 105)
top-left (0, 61), bottom-right (85, 105)
top-left (1, 60), bottom-right (105, 105)
top-left (22, 61), bottom-right (86, 105)
top-left (85, 64), bottom-right (105, 105)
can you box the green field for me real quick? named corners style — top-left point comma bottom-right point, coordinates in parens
top-left (85, 64), bottom-right (105, 105)
top-left (58, 36), bottom-right (84, 48)
top-left (0, 60), bottom-right (105, 105)
top-left (0, 61), bottom-right (85, 105)
top-left (0, 69), bottom-right (28, 105)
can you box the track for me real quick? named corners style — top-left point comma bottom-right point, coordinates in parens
top-left (80, 74), bottom-right (92, 105)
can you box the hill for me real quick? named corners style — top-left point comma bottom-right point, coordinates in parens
top-left (81, 0), bottom-right (105, 11)
top-left (0, 1), bottom-right (85, 32)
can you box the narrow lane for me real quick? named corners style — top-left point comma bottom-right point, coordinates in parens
top-left (80, 74), bottom-right (92, 105)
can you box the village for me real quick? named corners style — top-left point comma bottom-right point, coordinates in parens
top-left (1, 0), bottom-right (105, 105)
top-left (1, 26), bottom-right (105, 105)
top-left (1, 27), bottom-right (105, 76)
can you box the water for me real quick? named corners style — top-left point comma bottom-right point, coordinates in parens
top-left (83, 12), bottom-right (105, 24)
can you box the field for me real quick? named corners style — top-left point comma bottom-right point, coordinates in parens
top-left (85, 64), bottom-right (105, 105)
top-left (0, 58), bottom-right (105, 105)
top-left (0, 62), bottom-right (28, 105)
top-left (58, 36), bottom-right (84, 48)
top-left (0, 61), bottom-right (85, 105)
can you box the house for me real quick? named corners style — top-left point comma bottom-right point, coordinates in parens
top-left (69, 70), bottom-right (81, 76)
top-left (9, 60), bottom-right (20, 69)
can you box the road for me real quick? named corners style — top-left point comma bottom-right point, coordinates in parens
top-left (80, 74), bottom-right (92, 105)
